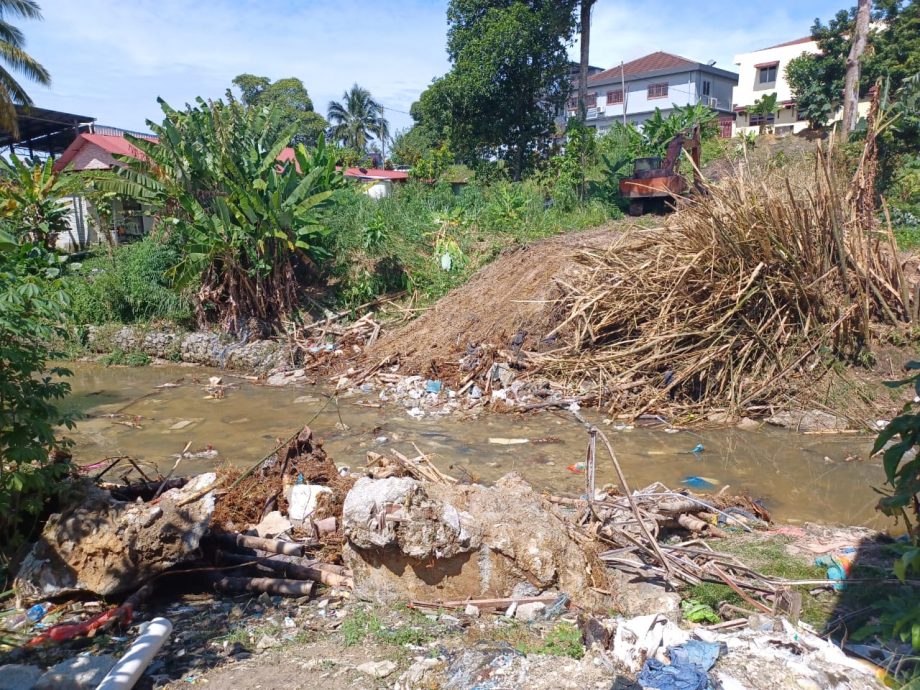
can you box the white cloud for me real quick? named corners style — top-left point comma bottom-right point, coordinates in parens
top-left (574, 1), bottom-right (841, 72)
top-left (24, 0), bottom-right (452, 133)
top-left (18, 0), bottom-right (843, 135)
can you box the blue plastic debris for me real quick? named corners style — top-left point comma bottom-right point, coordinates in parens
top-left (637, 639), bottom-right (724, 690)
top-left (26, 603), bottom-right (48, 623)
top-left (681, 476), bottom-right (718, 490)
top-left (690, 443), bottom-right (704, 454)
top-left (425, 379), bottom-right (443, 394)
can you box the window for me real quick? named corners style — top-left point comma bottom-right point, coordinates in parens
top-left (748, 112), bottom-right (775, 127)
top-left (702, 80), bottom-right (711, 97)
top-left (606, 89), bottom-right (623, 105)
top-left (584, 93), bottom-right (597, 108)
top-left (758, 65), bottom-right (777, 84)
top-left (648, 82), bottom-right (668, 99)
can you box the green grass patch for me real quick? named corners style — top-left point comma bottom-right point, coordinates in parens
top-left (686, 536), bottom-right (834, 628)
top-left (100, 348), bottom-right (151, 367)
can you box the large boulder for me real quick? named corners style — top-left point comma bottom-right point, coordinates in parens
top-left (15, 473), bottom-right (216, 606)
top-left (342, 473), bottom-right (610, 610)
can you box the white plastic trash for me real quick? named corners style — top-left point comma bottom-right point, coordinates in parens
top-left (96, 617), bottom-right (172, 690)
top-left (289, 484), bottom-right (332, 521)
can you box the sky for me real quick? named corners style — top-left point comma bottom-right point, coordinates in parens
top-left (23, 0), bottom-right (848, 136)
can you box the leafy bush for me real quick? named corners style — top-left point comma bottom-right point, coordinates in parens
top-left (108, 97), bottom-right (349, 335)
top-left (0, 232), bottom-right (75, 565)
top-left (853, 363), bottom-right (920, 655)
top-left (67, 236), bottom-right (193, 325)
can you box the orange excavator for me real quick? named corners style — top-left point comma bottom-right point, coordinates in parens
top-left (618, 125), bottom-right (702, 216)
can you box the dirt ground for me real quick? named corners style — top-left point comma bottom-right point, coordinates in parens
top-left (362, 221), bottom-right (652, 383)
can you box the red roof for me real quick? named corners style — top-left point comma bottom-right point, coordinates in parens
top-left (342, 167), bottom-right (408, 181)
top-left (53, 133), bottom-right (155, 172)
top-left (759, 36), bottom-right (813, 51)
top-left (55, 136), bottom-right (408, 182)
top-left (588, 51), bottom-right (698, 85)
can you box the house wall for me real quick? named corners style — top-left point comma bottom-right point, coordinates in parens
top-left (56, 195), bottom-right (98, 251)
top-left (732, 39), bottom-right (818, 135)
top-left (584, 69), bottom-right (737, 132)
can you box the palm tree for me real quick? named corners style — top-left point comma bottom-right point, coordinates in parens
top-left (327, 84), bottom-right (389, 154)
top-left (0, 0), bottom-right (51, 137)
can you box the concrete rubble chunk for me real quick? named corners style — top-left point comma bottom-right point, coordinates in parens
top-left (357, 660), bottom-right (397, 678)
top-left (342, 473), bottom-right (610, 610)
top-left (514, 601), bottom-right (546, 621)
top-left (34, 654), bottom-right (117, 690)
top-left (14, 474), bottom-right (217, 606)
top-left (252, 510), bottom-right (292, 539)
top-left (766, 410), bottom-right (849, 433)
top-left (0, 664), bottom-right (42, 690)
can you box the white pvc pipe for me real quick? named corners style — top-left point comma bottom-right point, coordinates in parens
top-left (96, 617), bottom-right (173, 690)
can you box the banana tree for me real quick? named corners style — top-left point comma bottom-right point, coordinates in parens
top-left (103, 96), bottom-right (348, 335)
top-left (0, 154), bottom-right (82, 251)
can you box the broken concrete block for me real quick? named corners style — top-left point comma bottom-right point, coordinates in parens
top-left (357, 660), bottom-right (397, 678)
top-left (0, 664), bottom-right (42, 690)
top-left (252, 511), bottom-right (292, 539)
top-left (343, 473), bottom-right (610, 611)
top-left (34, 655), bottom-right (117, 690)
top-left (15, 474), bottom-right (216, 606)
top-left (515, 602), bottom-right (546, 621)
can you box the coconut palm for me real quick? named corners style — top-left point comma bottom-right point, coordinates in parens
top-left (0, 0), bottom-right (51, 137)
top-left (327, 84), bottom-right (389, 154)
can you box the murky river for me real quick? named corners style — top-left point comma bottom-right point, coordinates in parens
top-left (59, 363), bottom-right (891, 529)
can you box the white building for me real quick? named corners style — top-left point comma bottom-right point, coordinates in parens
top-left (565, 51), bottom-right (738, 137)
top-left (732, 36), bottom-right (818, 136)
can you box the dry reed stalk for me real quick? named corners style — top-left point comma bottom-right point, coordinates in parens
top-left (531, 137), bottom-right (907, 421)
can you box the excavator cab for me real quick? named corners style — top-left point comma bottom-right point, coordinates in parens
top-left (618, 125), bottom-right (702, 216)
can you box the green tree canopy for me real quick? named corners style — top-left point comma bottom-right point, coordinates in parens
top-left (413, 0), bottom-right (579, 179)
top-left (231, 74), bottom-right (327, 147)
top-left (0, 0), bottom-right (50, 136)
top-left (786, 1), bottom-right (920, 131)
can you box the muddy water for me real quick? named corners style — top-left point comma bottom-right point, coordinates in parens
top-left (60, 362), bottom-right (890, 528)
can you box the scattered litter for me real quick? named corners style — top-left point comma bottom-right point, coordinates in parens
top-left (637, 639), bottom-right (723, 690)
top-left (425, 379), bottom-right (443, 394)
top-left (488, 437), bottom-right (530, 445)
top-left (169, 420), bottom-right (194, 430)
top-left (681, 476), bottom-right (719, 490)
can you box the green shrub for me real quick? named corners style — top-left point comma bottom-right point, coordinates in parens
top-left (67, 236), bottom-right (193, 326)
top-left (0, 234), bottom-right (75, 574)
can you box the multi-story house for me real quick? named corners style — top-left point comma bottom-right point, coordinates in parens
top-left (732, 37), bottom-right (818, 135)
top-left (563, 51), bottom-right (738, 137)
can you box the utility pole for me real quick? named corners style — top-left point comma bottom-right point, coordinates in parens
top-left (621, 61), bottom-right (627, 125)
top-left (577, 0), bottom-right (596, 122)
top-left (843, 0), bottom-right (871, 136)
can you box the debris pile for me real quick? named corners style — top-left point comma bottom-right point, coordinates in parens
top-left (355, 137), bottom-right (912, 424)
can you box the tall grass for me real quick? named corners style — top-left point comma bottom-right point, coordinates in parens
top-left (324, 180), bottom-right (618, 306)
top-left (66, 236), bottom-right (193, 326)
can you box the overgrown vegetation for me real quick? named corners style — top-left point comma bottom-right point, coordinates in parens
top-left (106, 97), bottom-right (348, 335)
top-left (66, 236), bottom-right (193, 326)
top-left (0, 229), bottom-right (75, 580)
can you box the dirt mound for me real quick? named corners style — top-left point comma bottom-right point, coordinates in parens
top-left (361, 225), bottom-right (631, 382)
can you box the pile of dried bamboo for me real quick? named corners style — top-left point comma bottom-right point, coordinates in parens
top-left (531, 139), bottom-right (910, 419)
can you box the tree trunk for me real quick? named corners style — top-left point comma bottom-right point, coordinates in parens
top-left (843, 0), bottom-right (871, 136)
top-left (577, 0), bottom-right (595, 123)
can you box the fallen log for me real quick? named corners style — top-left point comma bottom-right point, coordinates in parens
top-left (211, 532), bottom-right (317, 556)
top-left (410, 594), bottom-right (559, 611)
top-left (207, 574), bottom-right (313, 597)
top-left (215, 549), bottom-right (354, 589)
